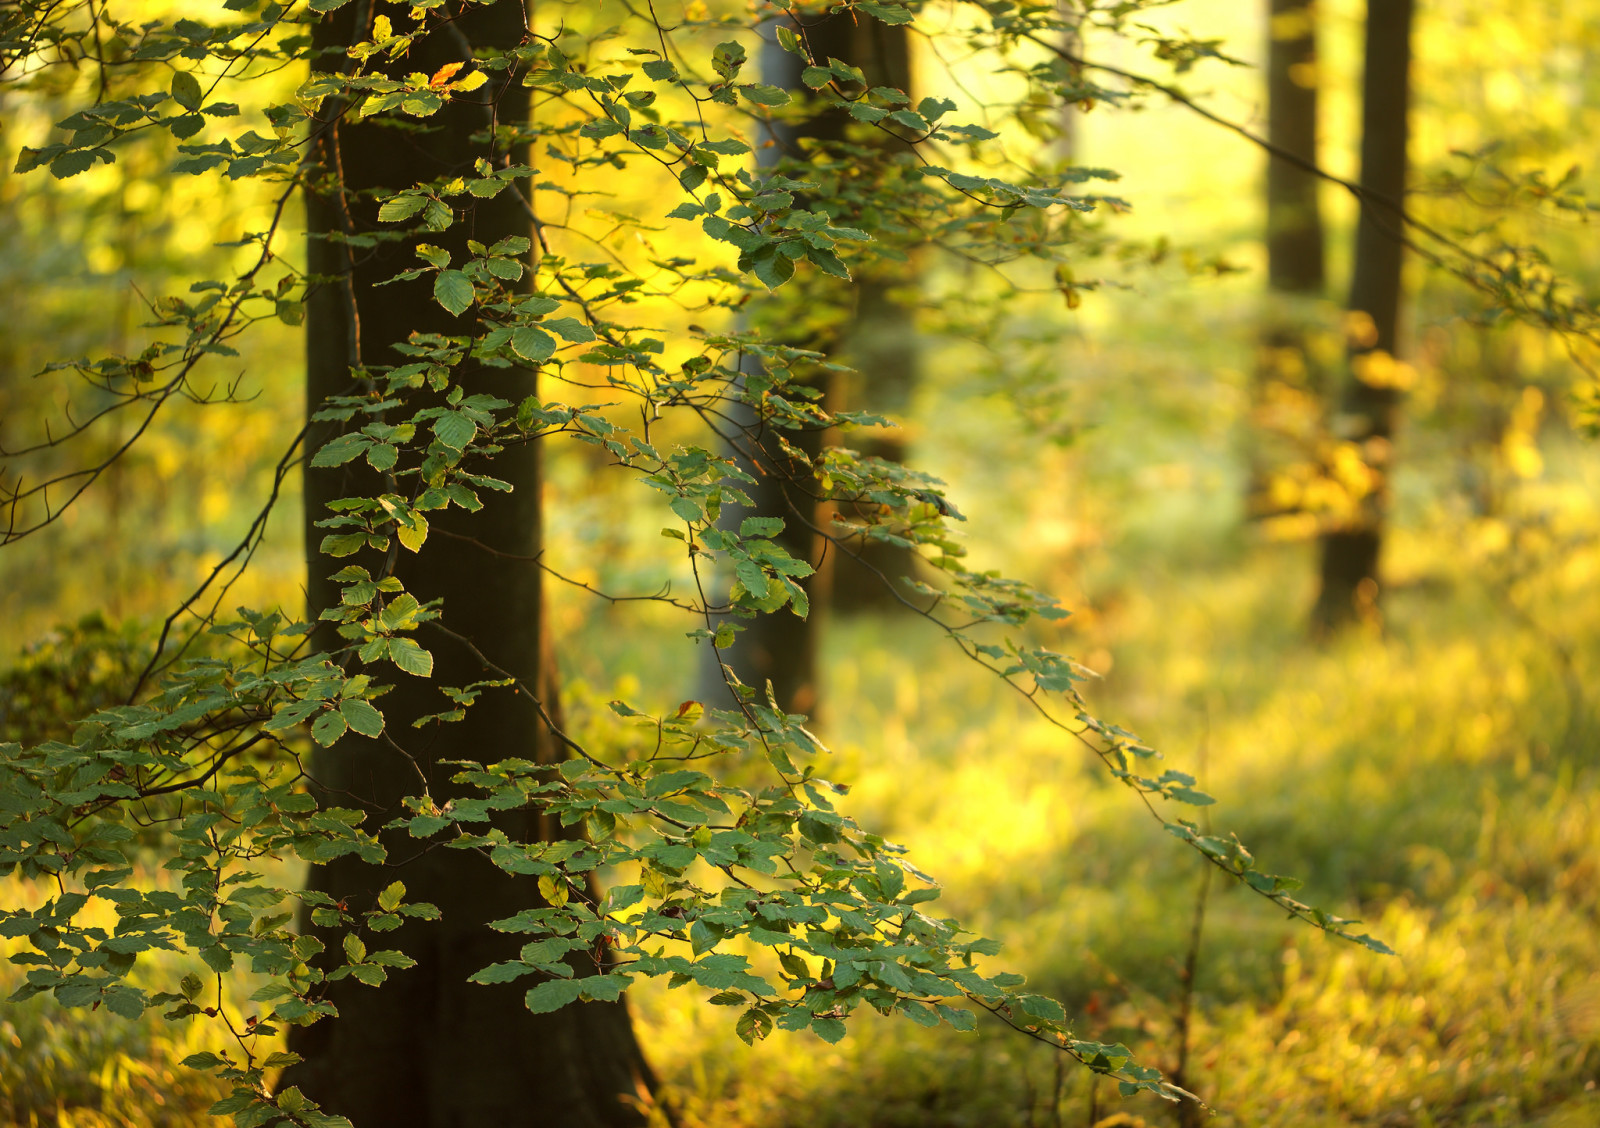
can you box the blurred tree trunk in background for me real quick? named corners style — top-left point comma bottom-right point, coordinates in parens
top-left (1265, 0), bottom-right (1325, 296)
top-left (1310, 0), bottom-right (1414, 636)
top-left (287, 5), bottom-right (655, 1123)
top-left (725, 12), bottom-right (917, 717)
top-left (1247, 0), bottom-right (1326, 521)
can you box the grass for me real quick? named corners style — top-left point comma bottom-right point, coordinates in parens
top-left (7, 494), bottom-right (1596, 1126)
top-left (6, 319), bottom-right (1599, 1125)
top-left (0, 871), bottom-right (275, 1127)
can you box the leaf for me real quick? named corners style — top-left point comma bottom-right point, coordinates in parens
top-left (811, 1015), bottom-right (847, 1043)
top-left (541, 317), bottom-right (596, 343)
top-left (524, 977), bottom-right (584, 1013)
top-left (736, 1007), bottom-right (773, 1044)
top-left (341, 699), bottom-right (384, 738)
top-left (377, 195), bottom-right (428, 222)
top-left (378, 881), bottom-right (405, 912)
top-left (311, 710), bottom-right (348, 747)
top-left (432, 411), bottom-right (477, 451)
top-left (806, 247), bottom-right (851, 280)
top-left (801, 66), bottom-right (834, 89)
top-left (50, 149), bottom-right (99, 179)
top-left (857, 2), bottom-right (914, 24)
top-left (433, 270), bottom-right (473, 316)
top-left (537, 874), bottom-right (569, 908)
top-left (311, 432), bottom-right (369, 467)
top-left (511, 327), bottom-right (557, 362)
top-left (170, 71), bottom-right (204, 111)
top-left (389, 638), bottom-right (434, 677)
top-left (740, 84), bottom-right (790, 107)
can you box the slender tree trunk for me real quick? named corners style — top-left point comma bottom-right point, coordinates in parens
top-left (723, 13), bottom-right (918, 714)
top-left (1266, 0), bottom-right (1324, 295)
top-left (1247, 0), bottom-right (1326, 520)
top-left (1309, 0), bottom-right (1413, 635)
top-left (287, 5), bottom-right (655, 1123)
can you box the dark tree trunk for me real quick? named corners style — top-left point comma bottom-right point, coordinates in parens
top-left (1247, 0), bottom-right (1327, 521)
top-left (722, 13), bottom-right (919, 715)
top-left (1309, 0), bottom-right (1413, 636)
top-left (286, 5), bottom-right (656, 1124)
top-left (1265, 0), bottom-right (1325, 295)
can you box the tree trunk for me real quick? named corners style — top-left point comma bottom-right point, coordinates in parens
top-left (287, 5), bottom-right (656, 1124)
top-left (1247, 0), bottom-right (1326, 521)
top-left (1265, 0), bottom-right (1325, 295)
top-left (722, 13), bottom-right (919, 714)
top-left (1309, 0), bottom-right (1413, 636)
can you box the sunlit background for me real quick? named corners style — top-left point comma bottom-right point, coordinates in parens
top-left (2, 0), bottom-right (1598, 1124)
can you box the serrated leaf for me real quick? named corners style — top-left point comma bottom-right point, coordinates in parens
top-left (432, 411), bottom-right (476, 451)
top-left (511, 326), bottom-right (557, 362)
top-left (389, 638), bottom-right (433, 677)
top-left (378, 881), bottom-right (405, 912)
top-left (740, 84), bottom-right (790, 107)
top-left (857, 2), bottom-right (914, 24)
top-left (311, 710), bottom-right (348, 747)
top-left (811, 1015), bottom-right (847, 1043)
top-left (377, 195), bottom-right (427, 222)
top-left (541, 317), bottom-right (596, 343)
top-left (524, 977), bottom-right (584, 1013)
top-left (311, 432), bottom-right (369, 467)
top-left (340, 699), bottom-right (384, 738)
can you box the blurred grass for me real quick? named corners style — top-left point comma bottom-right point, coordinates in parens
top-left (10, 470), bottom-right (1596, 1127)
top-left (0, 871), bottom-right (281, 1127)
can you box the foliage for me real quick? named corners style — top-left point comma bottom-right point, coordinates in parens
top-left (14, 0), bottom-right (1590, 1125)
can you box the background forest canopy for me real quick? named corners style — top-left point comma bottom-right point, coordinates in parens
top-left (1, 1), bottom-right (1599, 1127)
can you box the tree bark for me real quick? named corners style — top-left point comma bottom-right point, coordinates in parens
top-left (1265, 0), bottom-right (1325, 295)
top-left (1247, 0), bottom-right (1327, 522)
top-left (287, 5), bottom-right (656, 1123)
top-left (1309, 0), bottom-right (1413, 636)
top-left (722, 12), bottom-right (919, 714)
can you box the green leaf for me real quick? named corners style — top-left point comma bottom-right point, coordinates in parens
top-left (340, 699), bottom-right (384, 738)
top-left (801, 67), bottom-right (834, 89)
top-left (433, 411), bottom-right (477, 451)
top-left (311, 710), bottom-right (348, 747)
top-left (524, 977), bottom-right (585, 1013)
top-left (541, 317), bottom-right (596, 343)
top-left (311, 432), bottom-right (370, 467)
top-left (511, 326), bottom-right (557, 362)
top-left (736, 1007), bottom-right (773, 1044)
top-left (50, 149), bottom-right (101, 179)
top-left (389, 638), bottom-right (434, 677)
top-left (811, 1015), bottom-right (847, 1043)
top-left (806, 246), bottom-right (851, 280)
top-left (857, 2), bottom-right (914, 24)
top-left (378, 881), bottom-right (405, 912)
top-left (740, 84), bottom-right (790, 107)
top-left (739, 516), bottom-right (784, 538)
top-left (171, 71), bottom-right (204, 111)
top-left (378, 195), bottom-right (428, 222)
top-left (434, 270), bottom-right (474, 316)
